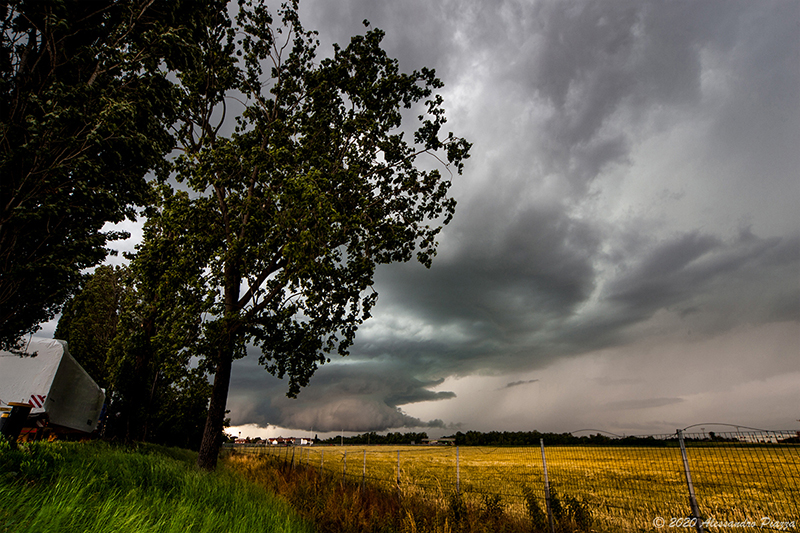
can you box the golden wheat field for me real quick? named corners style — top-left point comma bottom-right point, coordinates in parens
top-left (235, 443), bottom-right (800, 532)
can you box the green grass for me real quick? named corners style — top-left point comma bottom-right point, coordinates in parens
top-left (0, 439), bottom-right (315, 533)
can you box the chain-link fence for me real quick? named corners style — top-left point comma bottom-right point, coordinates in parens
top-left (226, 429), bottom-right (800, 532)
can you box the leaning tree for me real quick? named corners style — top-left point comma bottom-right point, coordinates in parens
top-left (162, 0), bottom-right (470, 469)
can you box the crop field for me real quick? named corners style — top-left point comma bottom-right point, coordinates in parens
top-left (236, 438), bottom-right (800, 532)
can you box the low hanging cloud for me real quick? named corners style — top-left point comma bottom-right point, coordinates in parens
top-left (501, 379), bottom-right (539, 390)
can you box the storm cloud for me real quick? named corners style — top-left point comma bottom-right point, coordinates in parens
top-left (220, 0), bottom-right (800, 437)
top-left (228, 357), bottom-right (452, 432)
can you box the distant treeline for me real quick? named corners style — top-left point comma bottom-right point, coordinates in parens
top-left (317, 432), bottom-right (430, 445)
top-left (444, 430), bottom-right (677, 446)
top-left (446, 430), bottom-right (752, 446)
top-left (316, 430), bottom-right (753, 447)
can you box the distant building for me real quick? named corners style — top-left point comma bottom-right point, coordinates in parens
top-left (736, 434), bottom-right (779, 444)
top-left (268, 436), bottom-right (313, 446)
top-left (421, 437), bottom-right (456, 446)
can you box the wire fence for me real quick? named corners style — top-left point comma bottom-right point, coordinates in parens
top-left (226, 429), bottom-right (800, 532)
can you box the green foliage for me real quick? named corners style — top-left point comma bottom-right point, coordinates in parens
top-left (140, 0), bottom-right (470, 469)
top-left (521, 484), bottom-right (548, 531)
top-left (55, 265), bottom-right (129, 390)
top-left (565, 494), bottom-right (593, 531)
top-left (447, 492), bottom-right (468, 529)
top-left (173, 2), bottom-right (470, 390)
top-left (0, 0), bottom-right (228, 350)
top-left (0, 441), bottom-right (313, 533)
top-left (103, 189), bottom-right (213, 448)
top-left (547, 484), bottom-right (565, 523)
top-left (55, 258), bottom-right (211, 449)
top-left (480, 492), bottom-right (505, 525)
top-left (0, 436), bottom-right (64, 485)
top-left (318, 431), bottom-right (429, 445)
top-left (519, 483), bottom-right (592, 532)
top-left (448, 430), bottom-right (670, 446)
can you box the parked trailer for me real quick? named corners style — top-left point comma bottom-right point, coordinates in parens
top-left (0, 338), bottom-right (105, 437)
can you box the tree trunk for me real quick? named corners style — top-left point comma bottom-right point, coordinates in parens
top-left (197, 261), bottom-right (240, 470)
top-left (196, 343), bottom-right (233, 470)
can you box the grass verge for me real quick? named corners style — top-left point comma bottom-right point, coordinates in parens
top-left (0, 438), bottom-right (314, 533)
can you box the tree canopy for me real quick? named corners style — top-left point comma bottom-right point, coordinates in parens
top-left (54, 265), bottom-right (128, 390)
top-left (0, 0), bottom-right (226, 350)
top-left (155, 0), bottom-right (469, 469)
top-left (54, 214), bottom-right (213, 449)
top-left (2, 0), bottom-right (468, 463)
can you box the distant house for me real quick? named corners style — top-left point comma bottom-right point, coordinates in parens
top-left (736, 434), bottom-right (779, 444)
top-left (268, 436), bottom-right (313, 446)
top-left (421, 438), bottom-right (456, 446)
top-left (234, 437), bottom-right (266, 445)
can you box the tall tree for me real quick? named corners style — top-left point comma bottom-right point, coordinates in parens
top-left (167, 0), bottom-right (470, 469)
top-left (0, 0), bottom-right (225, 350)
top-left (106, 186), bottom-right (213, 446)
top-left (54, 191), bottom-right (213, 448)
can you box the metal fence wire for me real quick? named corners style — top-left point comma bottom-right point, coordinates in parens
top-left (227, 429), bottom-right (800, 532)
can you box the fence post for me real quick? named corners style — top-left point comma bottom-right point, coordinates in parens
top-left (343, 451), bottom-right (347, 483)
top-left (291, 445), bottom-right (296, 469)
top-left (677, 430), bottom-right (705, 533)
top-left (397, 450), bottom-right (401, 488)
top-left (362, 449), bottom-right (367, 490)
top-left (321, 450), bottom-right (324, 472)
top-left (540, 438), bottom-right (556, 533)
top-left (456, 446), bottom-right (460, 494)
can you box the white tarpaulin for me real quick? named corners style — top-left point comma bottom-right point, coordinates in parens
top-left (0, 338), bottom-right (105, 432)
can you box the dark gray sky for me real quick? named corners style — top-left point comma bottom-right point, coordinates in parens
top-left (224, 0), bottom-right (800, 439)
top-left (95, 0), bottom-right (800, 438)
